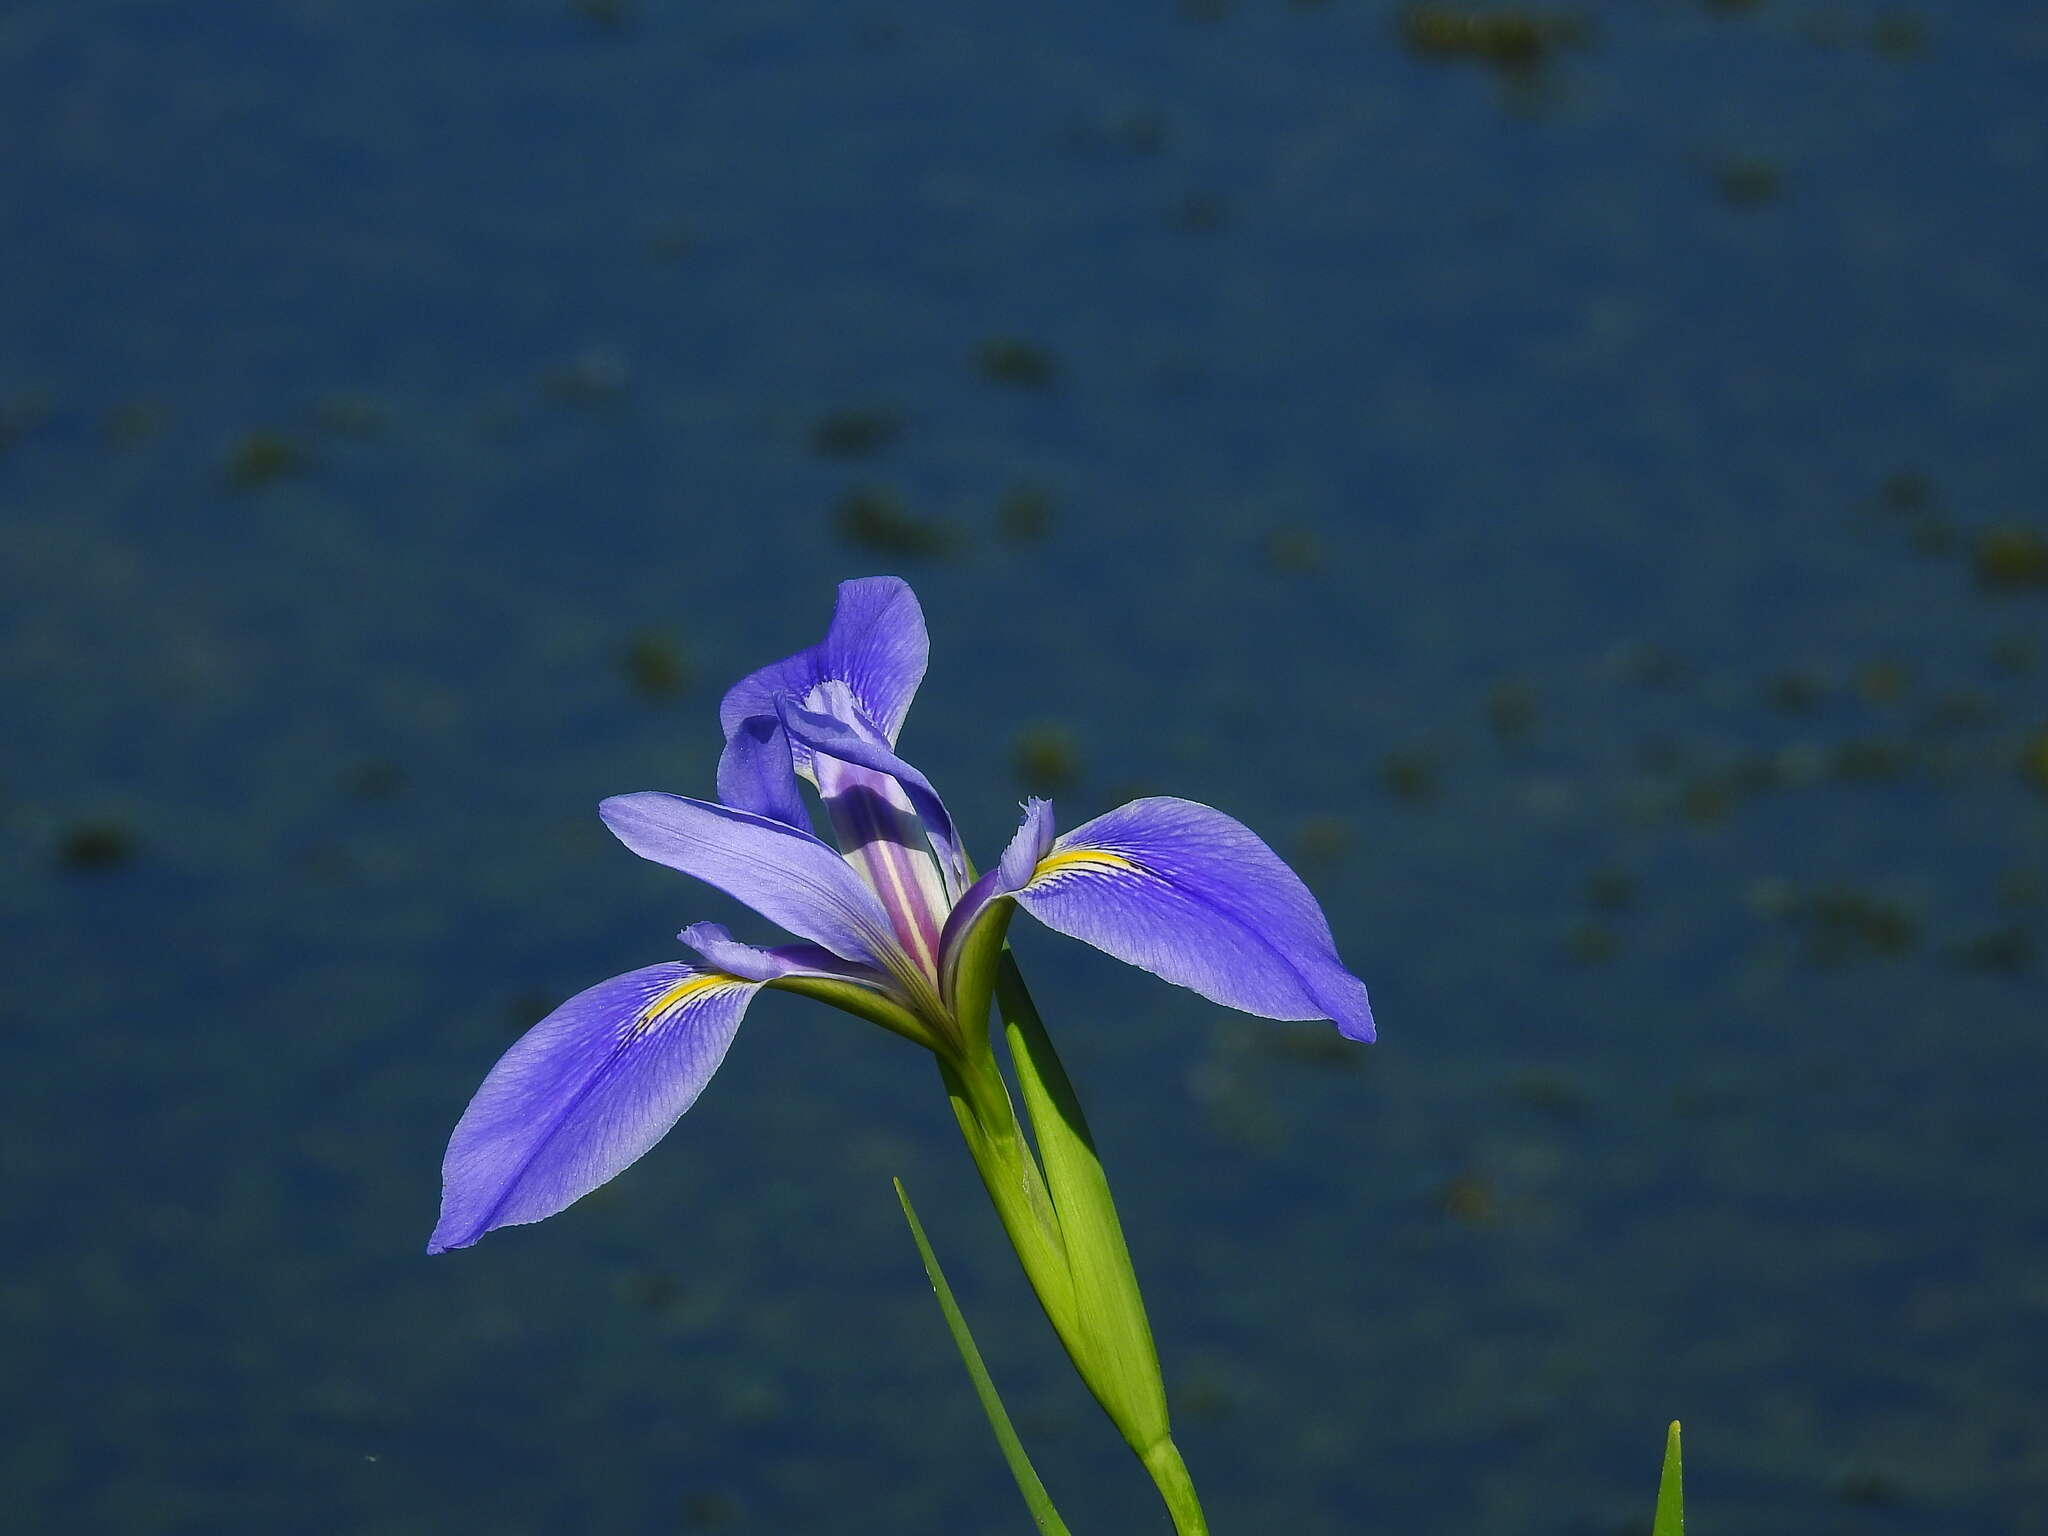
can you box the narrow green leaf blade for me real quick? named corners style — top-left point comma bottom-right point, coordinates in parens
top-left (894, 1177), bottom-right (1073, 1536)
top-left (1653, 1420), bottom-right (1684, 1535)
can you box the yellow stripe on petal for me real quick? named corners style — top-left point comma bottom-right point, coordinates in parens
top-left (1027, 846), bottom-right (1139, 889)
top-left (623, 973), bottom-right (748, 1041)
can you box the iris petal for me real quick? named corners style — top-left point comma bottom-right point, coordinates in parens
top-left (775, 694), bottom-right (968, 897)
top-left (719, 576), bottom-right (929, 747)
top-left (716, 714), bottom-right (811, 832)
top-left (936, 796), bottom-right (1053, 973)
top-left (997, 796), bottom-right (1057, 892)
top-left (1012, 796), bottom-right (1375, 1041)
top-left (678, 920), bottom-right (891, 989)
top-left (599, 792), bottom-right (909, 975)
top-left (428, 963), bottom-right (758, 1252)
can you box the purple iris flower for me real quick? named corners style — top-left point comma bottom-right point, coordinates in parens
top-left (429, 577), bottom-right (1373, 1254)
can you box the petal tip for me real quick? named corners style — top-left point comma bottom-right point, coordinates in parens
top-left (1319, 972), bottom-right (1377, 1043)
top-left (842, 573), bottom-right (913, 596)
top-left (1335, 1009), bottom-right (1377, 1044)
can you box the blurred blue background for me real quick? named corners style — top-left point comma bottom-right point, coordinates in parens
top-left (4, 2), bottom-right (2044, 1532)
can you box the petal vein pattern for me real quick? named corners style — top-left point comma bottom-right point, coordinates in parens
top-left (679, 921), bottom-right (891, 989)
top-left (719, 576), bottom-right (929, 747)
top-left (716, 714), bottom-right (810, 832)
top-left (1014, 797), bottom-right (1375, 1041)
top-left (429, 963), bottom-right (759, 1253)
top-left (777, 688), bottom-right (967, 898)
top-left (599, 792), bottom-right (911, 976)
top-left (773, 693), bottom-right (962, 982)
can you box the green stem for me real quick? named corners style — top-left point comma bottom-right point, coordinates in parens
top-left (1141, 1437), bottom-right (1211, 1536)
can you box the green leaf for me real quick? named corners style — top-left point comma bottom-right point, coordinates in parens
top-left (995, 952), bottom-right (1171, 1455)
top-left (934, 1051), bottom-right (1077, 1346)
top-left (893, 1177), bottom-right (1073, 1536)
top-left (1653, 1420), bottom-right (1684, 1536)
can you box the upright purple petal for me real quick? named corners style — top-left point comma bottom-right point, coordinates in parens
top-left (599, 792), bottom-right (908, 975)
top-left (429, 963), bottom-right (759, 1253)
top-left (716, 714), bottom-right (811, 832)
top-left (997, 797), bottom-right (1057, 892)
top-left (935, 798), bottom-right (1055, 999)
top-left (775, 693), bottom-right (968, 896)
top-left (719, 577), bottom-right (929, 746)
top-left (1012, 797), bottom-right (1375, 1041)
top-left (937, 797), bottom-right (1055, 967)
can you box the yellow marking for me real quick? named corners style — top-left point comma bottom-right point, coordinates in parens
top-left (625, 973), bottom-right (740, 1040)
top-left (1029, 847), bottom-right (1138, 887)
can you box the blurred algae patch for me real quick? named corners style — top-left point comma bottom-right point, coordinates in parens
top-left (623, 632), bottom-right (691, 700)
top-left (1973, 528), bottom-right (2048, 592)
top-left (223, 431), bottom-right (310, 489)
top-left (975, 337), bottom-right (1060, 389)
top-left (1012, 723), bottom-right (1081, 795)
top-left (809, 406), bottom-right (903, 459)
top-left (835, 486), bottom-right (954, 557)
top-left (56, 817), bottom-right (139, 872)
top-left (1397, 3), bottom-right (1590, 78)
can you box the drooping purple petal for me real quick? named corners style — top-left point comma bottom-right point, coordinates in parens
top-left (716, 714), bottom-right (811, 832)
top-left (1011, 796), bottom-right (1375, 1041)
top-left (679, 920), bottom-right (892, 990)
top-left (599, 792), bottom-right (907, 974)
top-left (775, 692), bottom-right (968, 896)
top-left (719, 577), bottom-right (928, 747)
top-left (428, 963), bottom-right (758, 1253)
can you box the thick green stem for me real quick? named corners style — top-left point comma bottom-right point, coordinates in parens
top-left (1142, 1437), bottom-right (1211, 1536)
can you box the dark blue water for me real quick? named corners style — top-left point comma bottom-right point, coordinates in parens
top-left (4, 3), bottom-right (2044, 1531)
